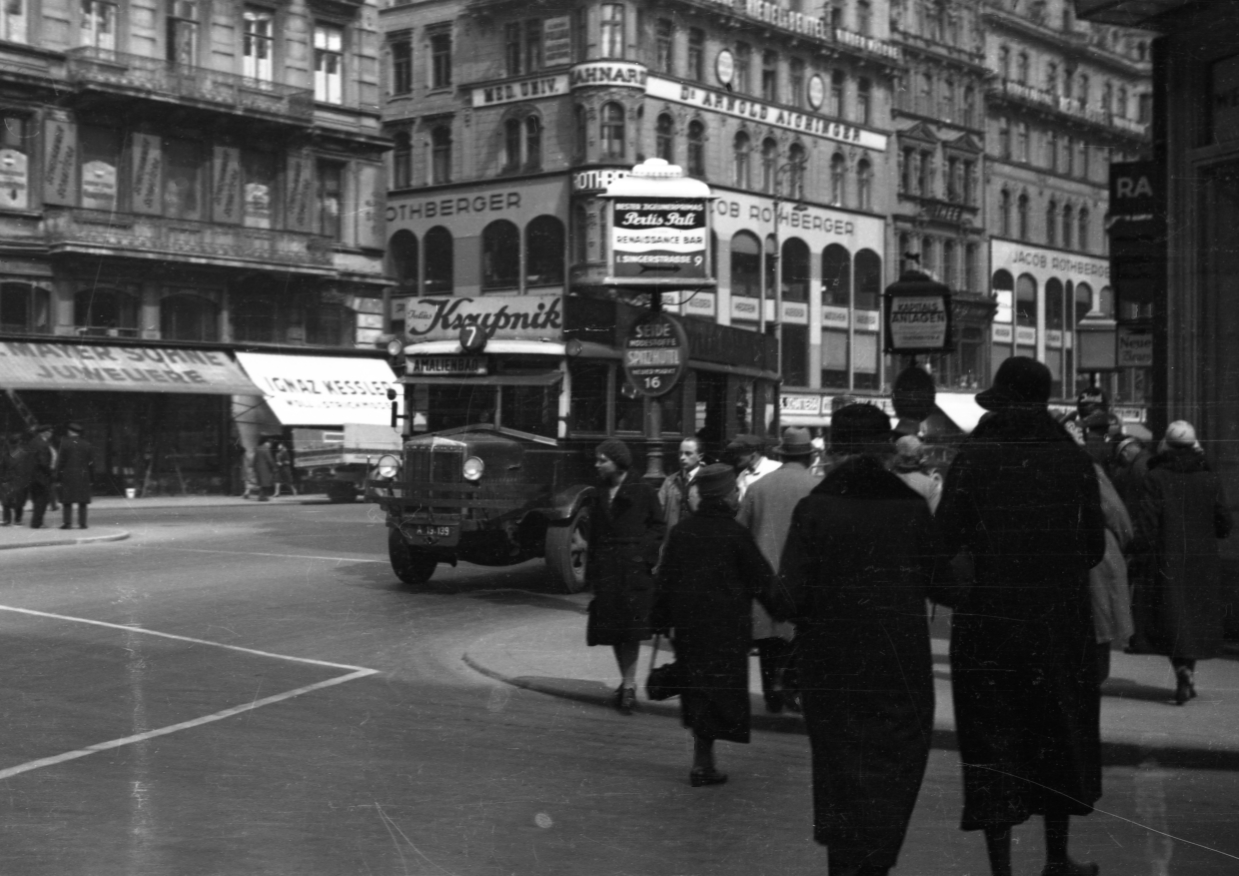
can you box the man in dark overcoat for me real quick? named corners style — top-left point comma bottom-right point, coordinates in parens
top-left (936, 357), bottom-right (1106, 876)
top-left (253, 437), bottom-right (277, 501)
top-left (26, 424), bottom-right (54, 529)
top-left (774, 404), bottom-right (950, 876)
top-left (1, 432), bottom-right (31, 525)
top-left (55, 422), bottom-right (95, 529)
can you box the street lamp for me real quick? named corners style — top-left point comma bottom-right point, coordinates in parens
top-left (765, 159), bottom-right (808, 384)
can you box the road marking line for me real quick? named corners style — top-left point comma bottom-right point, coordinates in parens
top-left (142, 545), bottom-right (389, 564)
top-left (0, 604), bottom-right (373, 672)
top-left (0, 668), bottom-right (377, 782)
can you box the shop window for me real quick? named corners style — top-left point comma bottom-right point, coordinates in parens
top-left (242, 149), bottom-right (276, 228)
top-left (687, 28), bottom-right (704, 81)
top-left (388, 229), bottom-right (418, 291)
top-left (482, 220), bottom-right (520, 291)
top-left (1, 0), bottom-right (26, 42)
top-left (821, 330), bottom-right (848, 388)
top-left (853, 332), bottom-right (879, 390)
top-left (992, 269), bottom-right (1014, 323)
top-left (568, 361), bottom-right (608, 433)
top-left (430, 30), bottom-right (452, 89)
top-left (168, 0), bottom-right (199, 66)
top-left (1097, 286), bottom-right (1114, 318)
top-left (525, 215), bottom-right (564, 287)
top-left (79, 126), bottom-right (122, 212)
top-left (599, 3), bottom-right (624, 58)
top-left (164, 138), bottom-right (205, 220)
top-left (655, 18), bottom-right (673, 75)
top-left (1074, 282), bottom-right (1094, 325)
top-left (390, 30), bottom-right (413, 93)
top-left (821, 243), bottom-right (850, 307)
top-left (782, 324), bottom-right (808, 387)
top-left (857, 158), bottom-right (872, 211)
top-left (730, 231), bottom-right (761, 301)
top-left (161, 293), bottom-right (219, 342)
top-left (1015, 273), bottom-right (1036, 327)
top-left (424, 226), bottom-right (453, 294)
top-left (313, 23), bottom-right (343, 104)
top-left (782, 238), bottom-right (809, 303)
top-left (80, 0), bottom-right (116, 50)
top-left (686, 120), bottom-right (704, 177)
top-left (761, 138), bottom-right (777, 194)
top-left (600, 102), bottom-right (625, 159)
top-left (1045, 278), bottom-right (1064, 330)
top-left (656, 113), bottom-right (674, 162)
top-left (733, 132), bottom-right (750, 188)
top-left (243, 8), bottom-right (274, 81)
top-left (657, 382), bottom-right (683, 435)
top-left (431, 125), bottom-right (451, 184)
top-left (75, 287), bottom-right (138, 337)
top-left (0, 115), bottom-right (29, 210)
top-left (316, 159), bottom-right (343, 239)
top-left (0, 283), bottom-right (50, 334)
top-left (854, 248), bottom-right (881, 311)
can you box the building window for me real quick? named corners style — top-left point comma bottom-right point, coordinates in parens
top-left (857, 0), bottom-right (872, 34)
top-left (655, 113), bottom-right (674, 162)
top-left (655, 18), bottom-right (673, 74)
top-left (392, 131), bottom-right (412, 187)
top-left (1, 0), bottom-right (26, 43)
top-left (1016, 274), bottom-right (1036, 327)
top-left (503, 118), bottom-right (522, 172)
top-left (999, 45), bottom-right (1010, 79)
top-left (0, 284), bottom-right (50, 334)
top-left (75, 287), bottom-right (138, 337)
top-left (242, 149), bottom-right (276, 228)
top-left (761, 138), bottom-right (776, 193)
top-left (899, 147), bottom-right (912, 193)
top-left (600, 4), bottom-right (624, 58)
top-left (788, 142), bottom-right (806, 200)
top-left (1017, 122), bottom-right (1029, 162)
top-left (964, 243), bottom-right (977, 293)
top-left (733, 132), bottom-right (750, 188)
top-left (317, 160), bottom-right (343, 239)
top-left (822, 242), bottom-right (850, 307)
top-left (1079, 73), bottom-right (1090, 105)
top-left (687, 28), bottom-right (704, 81)
top-left (482, 220), bottom-right (520, 290)
top-left (505, 22), bottom-right (523, 75)
top-left (525, 115), bottom-right (542, 169)
top-left (600, 102), bottom-right (625, 159)
top-left (80, 0), bottom-right (117, 50)
top-left (1117, 85), bottom-right (1128, 119)
top-left (574, 104), bottom-right (587, 161)
top-left (1016, 51), bottom-right (1029, 84)
top-left (431, 125), bottom-right (451, 183)
top-left (943, 239), bottom-right (956, 288)
top-left (735, 43), bottom-right (751, 94)
top-left (1062, 204), bottom-right (1074, 249)
top-left (761, 51), bottom-right (778, 103)
top-left (963, 85), bottom-right (976, 127)
top-left (918, 149), bottom-right (932, 196)
top-left (1047, 129), bottom-right (1058, 172)
top-left (164, 138), bottom-right (204, 220)
top-left (1078, 207), bottom-right (1090, 251)
top-left (1046, 199), bottom-right (1058, 246)
top-left (430, 30), bottom-right (452, 89)
top-left (388, 229), bottom-right (418, 291)
top-left (857, 78), bottom-right (871, 124)
top-left (999, 189), bottom-right (1012, 237)
top-left (686, 120), bottom-right (705, 177)
top-left (946, 156), bottom-right (960, 201)
top-left (1078, 141), bottom-right (1088, 178)
top-left (830, 70), bottom-right (844, 117)
top-left (730, 231), bottom-right (761, 301)
top-left (1017, 193), bottom-right (1029, 240)
top-left (0, 116), bottom-right (29, 210)
top-left (918, 72), bottom-right (933, 116)
top-left (526, 215), bottom-right (565, 287)
top-left (424, 226), bottom-right (453, 293)
top-left (161, 294), bottom-right (219, 342)
top-left (167, 0), bottom-right (199, 66)
top-left (857, 158), bottom-right (872, 211)
top-left (313, 24), bottom-right (343, 103)
top-left (1047, 62), bottom-right (1058, 95)
top-left (790, 59), bottom-right (805, 108)
top-left (830, 152), bottom-right (845, 205)
top-left (79, 125), bottom-right (122, 212)
top-left (390, 31), bottom-right (413, 94)
top-left (243, 9), bottom-right (274, 81)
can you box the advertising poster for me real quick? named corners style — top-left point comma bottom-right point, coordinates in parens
top-left (611, 198), bottom-right (707, 280)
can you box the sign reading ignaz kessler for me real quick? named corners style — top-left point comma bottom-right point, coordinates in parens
top-left (611, 198), bottom-right (708, 280)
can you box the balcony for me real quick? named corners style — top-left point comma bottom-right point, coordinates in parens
top-left (987, 77), bottom-right (1149, 138)
top-left (44, 209), bottom-right (334, 273)
top-left (65, 48), bottom-right (314, 125)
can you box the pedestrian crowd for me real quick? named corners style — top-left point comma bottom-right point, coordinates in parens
top-left (0, 422), bottom-right (95, 530)
top-left (580, 356), bottom-right (1231, 876)
top-left (239, 436), bottom-right (298, 501)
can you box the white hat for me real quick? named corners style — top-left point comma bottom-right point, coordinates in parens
top-left (1160, 420), bottom-right (1201, 453)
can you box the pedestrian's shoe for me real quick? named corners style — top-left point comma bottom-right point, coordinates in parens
top-left (58, 524), bottom-right (71, 530)
top-left (615, 685), bottom-right (636, 715)
top-left (1041, 859), bottom-right (1099, 876)
top-left (689, 768), bottom-right (728, 788)
top-left (1173, 668), bottom-right (1196, 705)
top-left (79, 525), bottom-right (88, 530)
top-left (257, 496), bottom-right (270, 502)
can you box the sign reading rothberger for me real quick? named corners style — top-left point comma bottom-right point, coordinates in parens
top-left (623, 312), bottom-right (688, 397)
top-left (886, 295), bottom-right (950, 352)
top-left (611, 198), bottom-right (707, 280)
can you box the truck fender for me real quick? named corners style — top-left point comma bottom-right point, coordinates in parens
top-left (544, 484), bottom-right (596, 524)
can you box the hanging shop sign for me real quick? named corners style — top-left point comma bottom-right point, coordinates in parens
top-left (0, 342), bottom-right (259, 394)
top-left (622, 311), bottom-right (689, 397)
top-left (471, 74), bottom-right (569, 108)
top-left (234, 353), bottom-right (398, 427)
top-left (402, 295), bottom-right (563, 343)
top-left (610, 197), bottom-right (709, 281)
top-left (543, 16), bottom-right (572, 66)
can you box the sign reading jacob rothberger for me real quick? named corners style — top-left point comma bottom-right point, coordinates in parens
top-left (611, 198), bottom-right (708, 280)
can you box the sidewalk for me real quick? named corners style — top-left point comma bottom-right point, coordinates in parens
top-left (464, 608), bottom-right (1239, 762)
top-left (0, 523), bottom-right (129, 550)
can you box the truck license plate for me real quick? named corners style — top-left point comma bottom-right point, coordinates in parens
top-left (413, 525), bottom-right (452, 537)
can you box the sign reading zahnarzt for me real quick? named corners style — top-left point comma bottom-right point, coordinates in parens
top-left (886, 295), bottom-right (950, 352)
top-left (611, 198), bottom-right (707, 280)
top-left (623, 312), bottom-right (689, 397)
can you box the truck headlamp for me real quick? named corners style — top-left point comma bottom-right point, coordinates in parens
top-left (376, 455), bottom-right (401, 479)
top-left (463, 456), bottom-right (485, 481)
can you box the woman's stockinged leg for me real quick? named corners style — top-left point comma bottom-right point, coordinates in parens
top-left (983, 824), bottom-right (1013, 876)
top-left (1042, 810), bottom-right (1099, 875)
top-left (692, 734), bottom-right (714, 772)
top-left (613, 641), bottom-right (640, 687)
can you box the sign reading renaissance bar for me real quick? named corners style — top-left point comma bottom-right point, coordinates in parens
top-left (611, 198), bottom-right (708, 280)
top-left (0, 342), bottom-right (259, 394)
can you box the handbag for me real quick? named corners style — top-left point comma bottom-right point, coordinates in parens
top-left (645, 634), bottom-right (687, 701)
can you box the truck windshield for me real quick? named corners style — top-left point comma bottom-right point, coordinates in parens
top-left (426, 385), bottom-right (498, 431)
top-left (423, 383), bottom-right (556, 438)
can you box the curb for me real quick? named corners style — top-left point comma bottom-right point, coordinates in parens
top-left (0, 530), bottom-right (130, 551)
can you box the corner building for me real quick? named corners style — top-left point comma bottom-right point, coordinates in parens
top-left (0, 0), bottom-right (390, 494)
top-left (382, 0), bottom-right (903, 439)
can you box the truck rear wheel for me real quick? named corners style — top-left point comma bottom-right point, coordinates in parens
top-left (546, 505), bottom-right (590, 593)
top-left (389, 528), bottom-right (437, 585)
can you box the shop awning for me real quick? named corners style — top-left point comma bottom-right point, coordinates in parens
top-left (0, 341), bottom-right (260, 394)
top-left (933, 393), bottom-right (987, 434)
top-left (234, 352), bottom-right (399, 427)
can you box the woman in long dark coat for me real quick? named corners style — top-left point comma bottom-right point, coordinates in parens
top-left (1133, 420), bottom-right (1233, 704)
top-left (936, 357), bottom-right (1106, 876)
top-left (775, 404), bottom-right (949, 876)
top-left (655, 463), bottom-right (775, 787)
top-left (585, 439), bottom-right (665, 714)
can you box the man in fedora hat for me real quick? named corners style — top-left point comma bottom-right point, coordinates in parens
top-left (727, 433), bottom-right (781, 501)
top-left (55, 422), bottom-right (95, 529)
top-left (25, 424), bottom-right (54, 529)
top-left (936, 357), bottom-right (1106, 876)
top-left (737, 426), bottom-right (820, 713)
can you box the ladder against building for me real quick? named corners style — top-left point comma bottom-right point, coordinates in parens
top-left (4, 389), bottom-right (38, 430)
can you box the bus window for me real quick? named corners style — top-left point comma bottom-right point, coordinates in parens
top-left (427, 385), bottom-right (498, 431)
top-left (568, 361), bottom-right (608, 433)
top-left (735, 379), bottom-right (756, 435)
top-left (695, 370), bottom-right (727, 454)
top-left (501, 384), bottom-right (557, 438)
top-left (615, 378), bottom-right (644, 433)
top-left (658, 382), bottom-right (684, 435)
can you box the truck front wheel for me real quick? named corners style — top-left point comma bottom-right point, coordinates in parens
top-left (389, 528), bottom-right (437, 585)
top-left (545, 505), bottom-right (590, 593)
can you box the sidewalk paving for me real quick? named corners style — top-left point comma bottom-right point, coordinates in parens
top-left (463, 608), bottom-right (1239, 762)
top-left (0, 524), bottom-right (129, 550)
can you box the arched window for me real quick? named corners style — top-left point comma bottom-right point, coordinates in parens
top-left (574, 105), bottom-right (588, 161)
top-left (1098, 285), bottom-right (1114, 318)
top-left (1078, 207), bottom-right (1090, 251)
top-left (788, 142), bottom-right (806, 199)
top-left (1046, 278), bottom-right (1065, 329)
top-left (999, 189), bottom-right (1012, 237)
top-left (525, 215), bottom-right (564, 287)
top-left (1017, 192), bottom-right (1029, 240)
top-left (821, 243), bottom-right (851, 307)
top-left (992, 268), bottom-right (1015, 325)
top-left (74, 287), bottom-right (139, 337)
top-left (781, 238), bottom-right (811, 386)
top-left (1074, 282), bottom-right (1094, 329)
top-left (482, 220), bottom-right (521, 291)
top-left (830, 152), bottom-right (845, 205)
top-left (600, 102), bottom-right (625, 159)
top-left (388, 229), bottom-right (419, 291)
top-left (392, 131), bottom-right (412, 188)
top-left (431, 125), bottom-right (451, 184)
top-left (0, 283), bottom-right (51, 334)
top-left (941, 77), bottom-right (955, 122)
top-left (733, 132), bottom-right (750, 188)
top-left (782, 238), bottom-right (809, 302)
top-left (761, 138), bottom-right (777, 193)
top-left (853, 249), bottom-right (882, 389)
top-left (525, 115), bottom-right (542, 169)
top-left (503, 118), bottom-right (522, 172)
top-left (686, 119), bottom-right (705, 176)
top-left (1062, 204), bottom-right (1074, 249)
top-left (730, 231), bottom-right (762, 302)
top-left (1046, 199), bottom-right (1058, 246)
top-left (424, 226), bottom-right (453, 294)
top-left (161, 294), bottom-right (218, 342)
top-left (857, 158), bottom-right (872, 211)
top-left (656, 113), bottom-right (674, 162)
top-left (857, 78), bottom-right (871, 124)
top-left (1015, 273), bottom-right (1037, 328)
top-left (231, 292), bottom-right (278, 343)
top-left (963, 84), bottom-right (976, 127)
